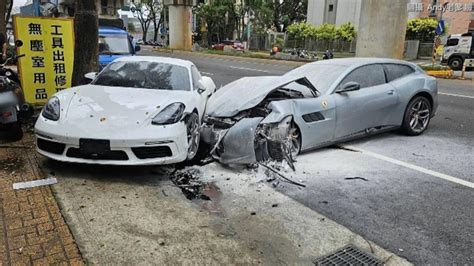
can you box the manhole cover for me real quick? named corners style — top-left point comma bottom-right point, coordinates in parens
top-left (314, 245), bottom-right (384, 265)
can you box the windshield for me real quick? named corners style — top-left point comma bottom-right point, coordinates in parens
top-left (99, 35), bottom-right (133, 55)
top-left (93, 61), bottom-right (191, 91)
top-left (285, 64), bottom-right (349, 94)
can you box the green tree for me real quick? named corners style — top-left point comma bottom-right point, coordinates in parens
top-left (336, 22), bottom-right (356, 41)
top-left (0, 0), bottom-right (13, 35)
top-left (196, 0), bottom-right (237, 44)
top-left (143, 0), bottom-right (163, 42)
top-left (132, 0), bottom-right (153, 42)
top-left (406, 18), bottom-right (442, 41)
top-left (268, 0), bottom-right (307, 32)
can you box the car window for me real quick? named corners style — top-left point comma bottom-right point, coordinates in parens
top-left (191, 66), bottom-right (202, 90)
top-left (284, 63), bottom-right (348, 94)
top-left (98, 35), bottom-right (133, 55)
top-left (339, 64), bottom-right (386, 89)
top-left (446, 38), bottom-right (459, 46)
top-left (93, 61), bottom-right (191, 91)
top-left (384, 64), bottom-right (415, 82)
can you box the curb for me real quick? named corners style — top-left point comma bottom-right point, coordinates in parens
top-left (426, 70), bottom-right (454, 79)
top-left (151, 47), bottom-right (307, 66)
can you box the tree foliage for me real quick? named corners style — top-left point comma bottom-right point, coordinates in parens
top-left (196, 0), bottom-right (307, 45)
top-left (0, 0), bottom-right (14, 35)
top-left (287, 22), bottom-right (357, 42)
top-left (406, 18), bottom-right (443, 41)
top-left (131, 0), bottom-right (153, 42)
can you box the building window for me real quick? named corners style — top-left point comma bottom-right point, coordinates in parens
top-left (101, 0), bottom-right (108, 15)
top-left (328, 4), bottom-right (334, 12)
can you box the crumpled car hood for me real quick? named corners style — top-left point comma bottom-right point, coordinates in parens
top-left (206, 76), bottom-right (312, 118)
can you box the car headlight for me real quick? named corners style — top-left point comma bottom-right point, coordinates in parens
top-left (152, 102), bottom-right (185, 125)
top-left (42, 97), bottom-right (60, 121)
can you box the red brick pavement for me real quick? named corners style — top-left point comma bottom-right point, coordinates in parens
top-left (0, 135), bottom-right (83, 265)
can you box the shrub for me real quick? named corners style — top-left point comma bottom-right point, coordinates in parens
top-left (406, 18), bottom-right (445, 41)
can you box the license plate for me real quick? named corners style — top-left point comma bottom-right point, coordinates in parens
top-left (79, 139), bottom-right (110, 154)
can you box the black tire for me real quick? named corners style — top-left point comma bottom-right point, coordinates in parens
top-left (7, 122), bottom-right (23, 141)
top-left (185, 113), bottom-right (200, 161)
top-left (448, 57), bottom-right (463, 71)
top-left (401, 96), bottom-right (432, 136)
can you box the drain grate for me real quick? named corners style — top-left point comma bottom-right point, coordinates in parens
top-left (314, 245), bottom-right (384, 266)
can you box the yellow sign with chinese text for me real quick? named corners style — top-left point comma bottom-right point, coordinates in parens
top-left (14, 16), bottom-right (74, 104)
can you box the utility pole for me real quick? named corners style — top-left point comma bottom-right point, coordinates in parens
top-left (431, 2), bottom-right (449, 66)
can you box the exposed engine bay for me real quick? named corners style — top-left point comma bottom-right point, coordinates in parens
top-left (202, 77), bottom-right (318, 168)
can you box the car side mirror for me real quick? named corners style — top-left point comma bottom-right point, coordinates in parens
top-left (84, 72), bottom-right (97, 81)
top-left (336, 81), bottom-right (360, 93)
top-left (200, 76), bottom-right (216, 95)
top-left (135, 45), bottom-right (141, 52)
top-left (197, 80), bottom-right (207, 94)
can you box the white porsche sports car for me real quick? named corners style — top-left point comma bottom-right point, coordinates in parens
top-left (35, 56), bottom-right (216, 165)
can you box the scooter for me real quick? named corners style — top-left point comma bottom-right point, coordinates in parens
top-left (0, 51), bottom-right (31, 140)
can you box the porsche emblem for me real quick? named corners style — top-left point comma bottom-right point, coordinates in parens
top-left (100, 117), bottom-right (107, 123)
top-left (321, 100), bottom-right (328, 109)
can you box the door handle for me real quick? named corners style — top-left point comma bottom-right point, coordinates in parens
top-left (387, 90), bottom-right (395, 95)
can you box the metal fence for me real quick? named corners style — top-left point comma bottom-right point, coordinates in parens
top-left (247, 34), bottom-right (356, 53)
top-left (286, 38), bottom-right (356, 53)
top-left (418, 42), bottom-right (435, 58)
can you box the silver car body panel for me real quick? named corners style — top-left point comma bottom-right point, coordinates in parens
top-left (204, 58), bottom-right (438, 164)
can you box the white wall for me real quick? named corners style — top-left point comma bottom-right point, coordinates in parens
top-left (335, 0), bottom-right (362, 29)
top-left (307, 0), bottom-right (326, 26)
top-left (307, 0), bottom-right (362, 29)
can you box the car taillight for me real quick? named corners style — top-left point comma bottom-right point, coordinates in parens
top-left (2, 111), bottom-right (13, 118)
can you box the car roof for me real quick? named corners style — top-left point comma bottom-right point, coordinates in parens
top-left (99, 26), bottom-right (128, 35)
top-left (307, 57), bottom-right (415, 68)
top-left (113, 56), bottom-right (194, 68)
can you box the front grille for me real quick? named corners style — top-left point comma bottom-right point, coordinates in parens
top-left (66, 148), bottom-right (129, 161)
top-left (37, 138), bottom-right (65, 155)
top-left (132, 146), bottom-right (172, 159)
top-left (314, 245), bottom-right (384, 266)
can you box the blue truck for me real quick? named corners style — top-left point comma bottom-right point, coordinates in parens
top-left (98, 25), bottom-right (140, 69)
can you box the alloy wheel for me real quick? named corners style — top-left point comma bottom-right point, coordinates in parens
top-left (409, 99), bottom-right (430, 134)
top-left (186, 115), bottom-right (200, 160)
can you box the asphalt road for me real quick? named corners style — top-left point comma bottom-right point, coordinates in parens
top-left (142, 47), bottom-right (473, 264)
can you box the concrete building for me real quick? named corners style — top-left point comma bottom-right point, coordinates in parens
top-left (307, 0), bottom-right (362, 29)
top-left (413, 0), bottom-right (474, 34)
top-left (307, 0), bottom-right (474, 35)
top-left (56, 0), bottom-right (129, 17)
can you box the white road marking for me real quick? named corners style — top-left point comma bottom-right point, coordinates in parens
top-left (13, 177), bottom-right (58, 190)
top-left (344, 146), bottom-right (474, 189)
top-left (439, 92), bottom-right (474, 99)
top-left (229, 66), bottom-right (270, 73)
top-left (201, 72), bottom-right (214, 76)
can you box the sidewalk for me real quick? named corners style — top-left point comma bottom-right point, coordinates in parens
top-left (0, 134), bottom-right (83, 265)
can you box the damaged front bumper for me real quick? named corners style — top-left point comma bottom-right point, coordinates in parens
top-left (202, 117), bottom-right (263, 165)
top-left (201, 116), bottom-right (294, 166)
